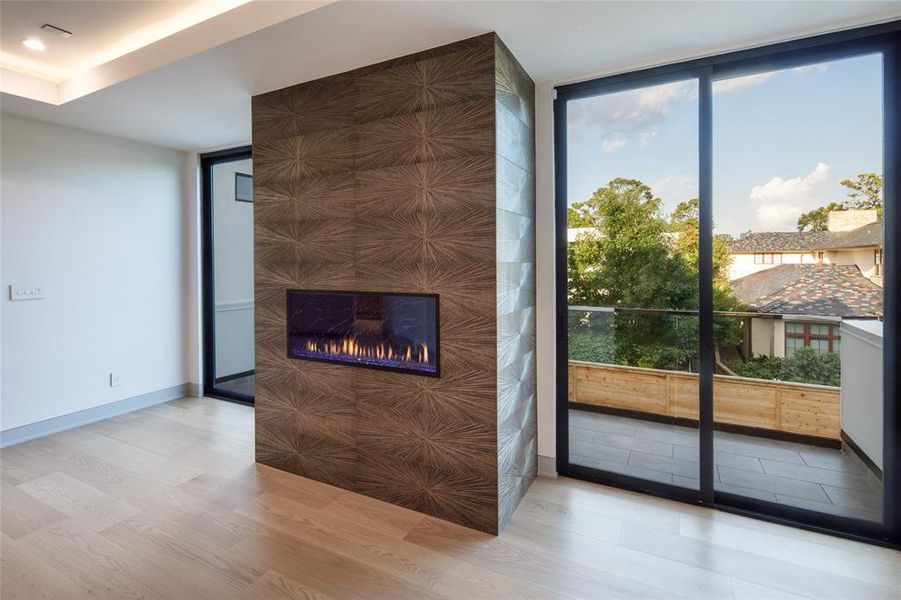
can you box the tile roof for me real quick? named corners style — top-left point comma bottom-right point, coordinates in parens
top-left (731, 264), bottom-right (883, 317)
top-left (729, 221), bottom-right (883, 253)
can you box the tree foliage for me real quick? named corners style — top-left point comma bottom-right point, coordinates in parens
top-left (567, 179), bottom-right (744, 371)
top-left (730, 349), bottom-right (840, 387)
top-left (796, 173), bottom-right (883, 231)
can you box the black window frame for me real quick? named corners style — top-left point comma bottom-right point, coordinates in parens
top-left (555, 21), bottom-right (900, 547)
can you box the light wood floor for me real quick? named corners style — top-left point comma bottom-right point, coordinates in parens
top-left (1, 397), bottom-right (899, 600)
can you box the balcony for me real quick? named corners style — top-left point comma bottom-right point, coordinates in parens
top-left (567, 307), bottom-right (883, 522)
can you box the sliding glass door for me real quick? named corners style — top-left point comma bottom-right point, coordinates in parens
top-left (712, 54), bottom-right (884, 527)
top-left (201, 147), bottom-right (255, 404)
top-left (565, 76), bottom-right (701, 493)
top-left (555, 24), bottom-right (899, 544)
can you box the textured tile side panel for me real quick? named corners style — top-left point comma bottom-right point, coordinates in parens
top-left (253, 34), bottom-right (502, 533)
top-left (494, 37), bottom-right (537, 529)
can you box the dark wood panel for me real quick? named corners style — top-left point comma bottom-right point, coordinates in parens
top-left (253, 33), bottom-right (535, 534)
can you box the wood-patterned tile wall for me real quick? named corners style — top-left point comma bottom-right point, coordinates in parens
top-left (252, 33), bottom-right (535, 534)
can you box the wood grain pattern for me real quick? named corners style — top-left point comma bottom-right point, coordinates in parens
top-left (252, 33), bottom-right (536, 533)
top-left (1, 396), bottom-right (899, 600)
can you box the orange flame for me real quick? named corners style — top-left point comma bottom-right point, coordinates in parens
top-left (305, 335), bottom-right (431, 365)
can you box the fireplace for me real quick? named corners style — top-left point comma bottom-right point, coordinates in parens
top-left (286, 290), bottom-right (439, 376)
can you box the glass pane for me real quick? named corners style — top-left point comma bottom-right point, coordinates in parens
top-left (809, 338), bottom-right (829, 353)
top-left (567, 78), bottom-right (699, 489)
top-left (713, 53), bottom-right (883, 522)
top-left (212, 158), bottom-right (255, 398)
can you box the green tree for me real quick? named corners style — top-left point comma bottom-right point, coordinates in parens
top-left (567, 178), bottom-right (695, 309)
top-left (796, 172), bottom-right (883, 231)
top-left (797, 202), bottom-right (845, 232)
top-left (567, 180), bottom-right (745, 371)
top-left (840, 172), bottom-right (883, 210)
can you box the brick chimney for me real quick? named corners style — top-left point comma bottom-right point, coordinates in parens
top-left (827, 209), bottom-right (879, 232)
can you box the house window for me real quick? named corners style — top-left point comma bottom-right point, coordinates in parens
top-left (754, 253), bottom-right (782, 264)
top-left (785, 321), bottom-right (841, 356)
top-left (875, 248), bottom-right (883, 276)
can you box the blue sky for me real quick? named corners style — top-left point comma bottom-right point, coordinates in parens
top-left (566, 53), bottom-right (883, 236)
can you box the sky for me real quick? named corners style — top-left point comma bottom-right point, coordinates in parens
top-left (566, 53), bottom-right (883, 236)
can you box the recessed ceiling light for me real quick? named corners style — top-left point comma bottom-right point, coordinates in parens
top-left (21, 38), bottom-right (45, 51)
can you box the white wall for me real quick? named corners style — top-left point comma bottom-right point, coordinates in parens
top-left (535, 81), bottom-right (557, 463)
top-left (840, 320), bottom-right (883, 469)
top-left (1, 114), bottom-right (196, 431)
top-left (212, 158), bottom-right (254, 378)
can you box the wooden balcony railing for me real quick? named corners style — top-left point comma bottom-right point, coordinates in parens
top-left (568, 360), bottom-right (840, 440)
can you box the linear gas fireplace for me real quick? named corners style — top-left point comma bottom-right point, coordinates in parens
top-left (286, 290), bottom-right (439, 376)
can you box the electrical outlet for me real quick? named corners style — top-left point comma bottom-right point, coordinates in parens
top-left (109, 372), bottom-right (122, 387)
top-left (9, 284), bottom-right (45, 301)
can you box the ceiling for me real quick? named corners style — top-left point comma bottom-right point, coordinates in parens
top-left (1, 1), bottom-right (899, 151)
top-left (0, 0), bottom-right (250, 81)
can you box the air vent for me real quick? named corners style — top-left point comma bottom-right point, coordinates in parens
top-left (41, 24), bottom-right (73, 39)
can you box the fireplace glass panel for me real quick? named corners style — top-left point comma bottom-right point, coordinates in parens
top-left (286, 290), bottom-right (439, 376)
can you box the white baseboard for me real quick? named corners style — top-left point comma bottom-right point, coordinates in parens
top-left (0, 383), bottom-right (197, 448)
top-left (537, 454), bottom-right (557, 478)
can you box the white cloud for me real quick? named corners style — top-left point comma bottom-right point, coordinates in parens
top-left (602, 137), bottom-right (626, 152)
top-left (749, 163), bottom-right (831, 230)
top-left (567, 80), bottom-right (695, 145)
top-left (639, 131), bottom-right (657, 147)
top-left (793, 63), bottom-right (829, 75)
top-left (713, 72), bottom-right (775, 95)
top-left (653, 175), bottom-right (698, 206)
top-left (568, 62), bottom-right (828, 151)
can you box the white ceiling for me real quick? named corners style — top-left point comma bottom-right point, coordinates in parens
top-left (1, 0), bottom-right (899, 151)
top-left (0, 0), bottom-right (249, 81)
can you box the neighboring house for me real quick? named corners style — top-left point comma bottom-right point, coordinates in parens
top-left (731, 263), bottom-right (883, 358)
top-left (728, 209), bottom-right (883, 285)
top-left (728, 209), bottom-right (883, 358)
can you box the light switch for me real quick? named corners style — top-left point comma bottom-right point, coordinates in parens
top-left (9, 285), bottom-right (45, 301)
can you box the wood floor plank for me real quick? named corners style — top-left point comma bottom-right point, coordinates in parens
top-left (502, 507), bottom-right (737, 599)
top-left (238, 569), bottom-right (337, 600)
top-left (0, 444), bottom-right (60, 486)
top-left (101, 475), bottom-right (263, 549)
top-left (319, 487), bottom-right (427, 540)
top-left (405, 515), bottom-right (680, 599)
top-left (51, 427), bottom-right (204, 486)
top-left (17, 472), bottom-right (140, 531)
top-left (618, 520), bottom-right (897, 600)
top-left (3, 396), bottom-right (900, 600)
top-left (232, 527), bottom-right (451, 600)
top-left (8, 437), bottom-right (137, 488)
top-left (0, 533), bottom-right (88, 600)
top-left (0, 481), bottom-right (66, 539)
top-left (678, 513), bottom-right (901, 588)
top-left (236, 492), bottom-right (568, 600)
top-left (230, 463), bottom-right (347, 510)
top-left (100, 513), bottom-right (263, 597)
top-left (19, 520), bottom-right (169, 600)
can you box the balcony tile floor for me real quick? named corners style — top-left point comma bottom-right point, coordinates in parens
top-left (569, 408), bottom-right (883, 522)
